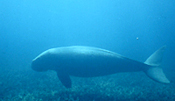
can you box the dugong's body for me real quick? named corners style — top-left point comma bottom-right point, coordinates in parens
top-left (32, 46), bottom-right (170, 88)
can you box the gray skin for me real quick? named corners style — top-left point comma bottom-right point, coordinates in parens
top-left (31, 46), bottom-right (169, 88)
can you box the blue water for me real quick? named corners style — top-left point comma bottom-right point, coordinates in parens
top-left (0, 0), bottom-right (175, 100)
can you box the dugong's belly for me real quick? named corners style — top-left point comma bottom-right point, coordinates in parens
top-left (52, 46), bottom-right (144, 77)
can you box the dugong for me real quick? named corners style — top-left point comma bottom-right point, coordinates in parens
top-left (31, 46), bottom-right (170, 88)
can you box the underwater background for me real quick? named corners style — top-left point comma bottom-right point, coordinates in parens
top-left (0, 0), bottom-right (175, 100)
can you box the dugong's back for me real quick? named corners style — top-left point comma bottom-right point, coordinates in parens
top-left (48, 46), bottom-right (144, 77)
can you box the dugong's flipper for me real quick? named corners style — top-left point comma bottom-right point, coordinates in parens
top-left (56, 71), bottom-right (72, 88)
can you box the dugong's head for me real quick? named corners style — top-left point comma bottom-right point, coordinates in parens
top-left (31, 49), bottom-right (55, 72)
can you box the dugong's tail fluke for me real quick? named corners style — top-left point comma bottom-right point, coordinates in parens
top-left (144, 46), bottom-right (170, 83)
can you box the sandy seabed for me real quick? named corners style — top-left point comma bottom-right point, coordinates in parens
top-left (0, 66), bottom-right (174, 101)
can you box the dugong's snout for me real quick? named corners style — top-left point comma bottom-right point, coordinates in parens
top-left (31, 49), bottom-right (58, 72)
top-left (31, 55), bottom-right (50, 72)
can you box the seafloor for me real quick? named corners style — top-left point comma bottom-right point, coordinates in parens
top-left (0, 65), bottom-right (175, 101)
